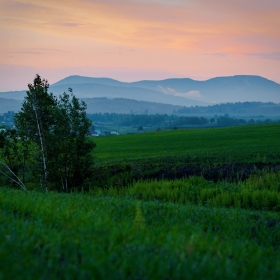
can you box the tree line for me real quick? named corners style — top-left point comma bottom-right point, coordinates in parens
top-left (174, 102), bottom-right (280, 114)
top-left (88, 113), bottom-right (209, 127)
top-left (88, 113), bottom-right (277, 128)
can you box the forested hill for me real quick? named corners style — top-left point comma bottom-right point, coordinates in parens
top-left (0, 98), bottom-right (22, 114)
top-left (81, 100), bottom-right (280, 116)
top-left (82, 97), bottom-right (182, 114)
top-left (1, 97), bottom-right (280, 116)
top-left (175, 102), bottom-right (280, 116)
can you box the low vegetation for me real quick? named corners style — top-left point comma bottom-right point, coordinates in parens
top-left (94, 173), bottom-right (280, 211)
top-left (1, 187), bottom-right (280, 279)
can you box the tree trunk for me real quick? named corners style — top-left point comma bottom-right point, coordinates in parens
top-left (33, 94), bottom-right (48, 192)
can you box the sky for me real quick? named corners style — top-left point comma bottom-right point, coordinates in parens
top-left (0, 0), bottom-right (280, 91)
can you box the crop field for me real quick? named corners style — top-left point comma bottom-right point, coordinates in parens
top-left (1, 123), bottom-right (280, 279)
top-left (90, 124), bottom-right (280, 188)
top-left (93, 124), bottom-right (280, 163)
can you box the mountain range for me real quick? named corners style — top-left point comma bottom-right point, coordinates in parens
top-left (0, 75), bottom-right (279, 114)
top-left (50, 75), bottom-right (280, 104)
top-left (0, 98), bottom-right (22, 114)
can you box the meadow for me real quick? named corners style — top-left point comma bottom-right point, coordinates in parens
top-left (1, 123), bottom-right (280, 279)
top-left (93, 124), bottom-right (280, 162)
top-left (1, 187), bottom-right (280, 279)
top-left (90, 124), bottom-right (280, 188)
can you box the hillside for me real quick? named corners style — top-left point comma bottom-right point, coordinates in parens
top-left (175, 102), bottom-right (280, 116)
top-left (130, 75), bottom-right (280, 103)
top-left (91, 123), bottom-right (280, 186)
top-left (50, 75), bottom-right (280, 104)
top-left (49, 82), bottom-right (208, 107)
top-left (94, 123), bottom-right (280, 162)
top-left (0, 98), bottom-right (22, 114)
top-left (1, 186), bottom-right (280, 279)
top-left (1, 96), bottom-right (280, 116)
top-left (83, 97), bottom-right (183, 114)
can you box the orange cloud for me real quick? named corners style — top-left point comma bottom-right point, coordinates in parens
top-left (1, 0), bottom-right (279, 53)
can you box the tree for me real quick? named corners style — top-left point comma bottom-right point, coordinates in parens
top-left (15, 75), bottom-right (57, 191)
top-left (47, 90), bottom-right (95, 190)
top-left (14, 74), bottom-right (95, 191)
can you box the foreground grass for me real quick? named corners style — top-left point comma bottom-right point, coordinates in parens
top-left (1, 187), bottom-right (280, 279)
top-left (93, 124), bottom-right (280, 163)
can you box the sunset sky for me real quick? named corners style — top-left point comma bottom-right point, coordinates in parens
top-left (1, 0), bottom-right (280, 91)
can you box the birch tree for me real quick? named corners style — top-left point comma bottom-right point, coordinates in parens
top-left (14, 75), bottom-right (95, 191)
top-left (15, 75), bottom-right (57, 192)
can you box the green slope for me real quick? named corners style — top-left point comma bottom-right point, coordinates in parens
top-left (94, 124), bottom-right (280, 163)
top-left (1, 188), bottom-right (279, 279)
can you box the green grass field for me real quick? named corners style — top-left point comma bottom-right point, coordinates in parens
top-left (1, 124), bottom-right (280, 279)
top-left (94, 124), bottom-right (280, 163)
top-left (1, 187), bottom-right (280, 279)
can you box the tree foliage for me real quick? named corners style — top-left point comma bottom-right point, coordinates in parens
top-left (0, 126), bottom-right (29, 190)
top-left (48, 91), bottom-right (95, 190)
top-left (14, 74), bottom-right (95, 191)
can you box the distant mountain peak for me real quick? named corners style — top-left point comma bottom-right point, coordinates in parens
top-left (52, 75), bottom-right (122, 87)
top-left (1, 75), bottom-right (279, 105)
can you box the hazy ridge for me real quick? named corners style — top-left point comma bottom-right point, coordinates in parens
top-left (51, 74), bottom-right (280, 104)
top-left (1, 75), bottom-right (280, 114)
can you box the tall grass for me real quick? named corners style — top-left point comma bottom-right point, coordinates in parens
top-left (1, 187), bottom-right (280, 279)
top-left (94, 172), bottom-right (280, 211)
